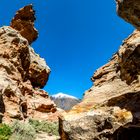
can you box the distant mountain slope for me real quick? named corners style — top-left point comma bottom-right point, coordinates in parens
top-left (50, 93), bottom-right (81, 110)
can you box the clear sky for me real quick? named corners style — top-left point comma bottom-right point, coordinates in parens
top-left (0, 0), bottom-right (134, 99)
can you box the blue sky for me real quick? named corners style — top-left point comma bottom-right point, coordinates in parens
top-left (0, 1), bottom-right (134, 98)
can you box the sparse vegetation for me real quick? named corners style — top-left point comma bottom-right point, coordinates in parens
top-left (0, 124), bottom-right (12, 140)
top-left (29, 119), bottom-right (59, 136)
top-left (0, 119), bottom-right (59, 140)
top-left (10, 121), bottom-right (36, 140)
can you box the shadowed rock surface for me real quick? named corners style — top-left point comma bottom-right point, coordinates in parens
top-left (10, 5), bottom-right (38, 44)
top-left (116, 0), bottom-right (140, 30)
top-left (29, 47), bottom-right (51, 88)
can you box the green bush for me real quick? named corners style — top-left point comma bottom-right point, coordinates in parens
top-left (0, 124), bottom-right (12, 140)
top-left (29, 119), bottom-right (59, 136)
top-left (0, 120), bottom-right (59, 140)
top-left (10, 121), bottom-right (36, 140)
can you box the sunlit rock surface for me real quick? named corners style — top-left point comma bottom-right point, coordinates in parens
top-left (0, 6), bottom-right (58, 123)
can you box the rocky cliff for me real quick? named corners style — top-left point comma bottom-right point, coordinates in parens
top-left (0, 5), bottom-right (59, 124)
top-left (59, 0), bottom-right (140, 140)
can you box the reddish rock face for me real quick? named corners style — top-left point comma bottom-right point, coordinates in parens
top-left (0, 6), bottom-right (58, 123)
top-left (10, 5), bottom-right (38, 44)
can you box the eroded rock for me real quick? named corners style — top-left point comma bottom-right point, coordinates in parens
top-left (59, 107), bottom-right (132, 140)
top-left (29, 47), bottom-right (50, 88)
top-left (10, 4), bottom-right (38, 44)
top-left (118, 30), bottom-right (140, 84)
top-left (0, 6), bottom-right (57, 123)
top-left (116, 0), bottom-right (140, 30)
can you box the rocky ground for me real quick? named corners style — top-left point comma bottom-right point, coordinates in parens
top-left (36, 132), bottom-right (60, 140)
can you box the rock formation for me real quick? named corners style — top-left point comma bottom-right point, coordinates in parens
top-left (2, 2), bottom-right (140, 139)
top-left (116, 0), bottom-right (140, 30)
top-left (50, 93), bottom-right (81, 111)
top-left (0, 5), bottom-right (59, 123)
top-left (59, 0), bottom-right (140, 140)
top-left (11, 5), bottom-right (38, 44)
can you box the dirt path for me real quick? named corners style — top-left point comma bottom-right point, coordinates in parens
top-left (36, 132), bottom-right (60, 140)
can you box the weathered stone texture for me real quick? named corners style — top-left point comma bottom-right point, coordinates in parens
top-left (10, 5), bottom-right (38, 44)
top-left (0, 6), bottom-right (58, 123)
top-left (116, 0), bottom-right (140, 30)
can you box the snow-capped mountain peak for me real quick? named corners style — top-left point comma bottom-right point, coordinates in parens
top-left (51, 92), bottom-right (78, 100)
top-left (50, 93), bottom-right (80, 110)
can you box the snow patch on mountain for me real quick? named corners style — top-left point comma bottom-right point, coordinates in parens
top-left (50, 93), bottom-right (81, 110)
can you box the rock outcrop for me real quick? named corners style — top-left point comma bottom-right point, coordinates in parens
top-left (11, 5), bottom-right (38, 44)
top-left (50, 93), bottom-right (81, 111)
top-left (0, 5), bottom-right (58, 123)
top-left (59, 1), bottom-right (140, 140)
top-left (29, 47), bottom-right (50, 88)
top-left (116, 0), bottom-right (140, 30)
